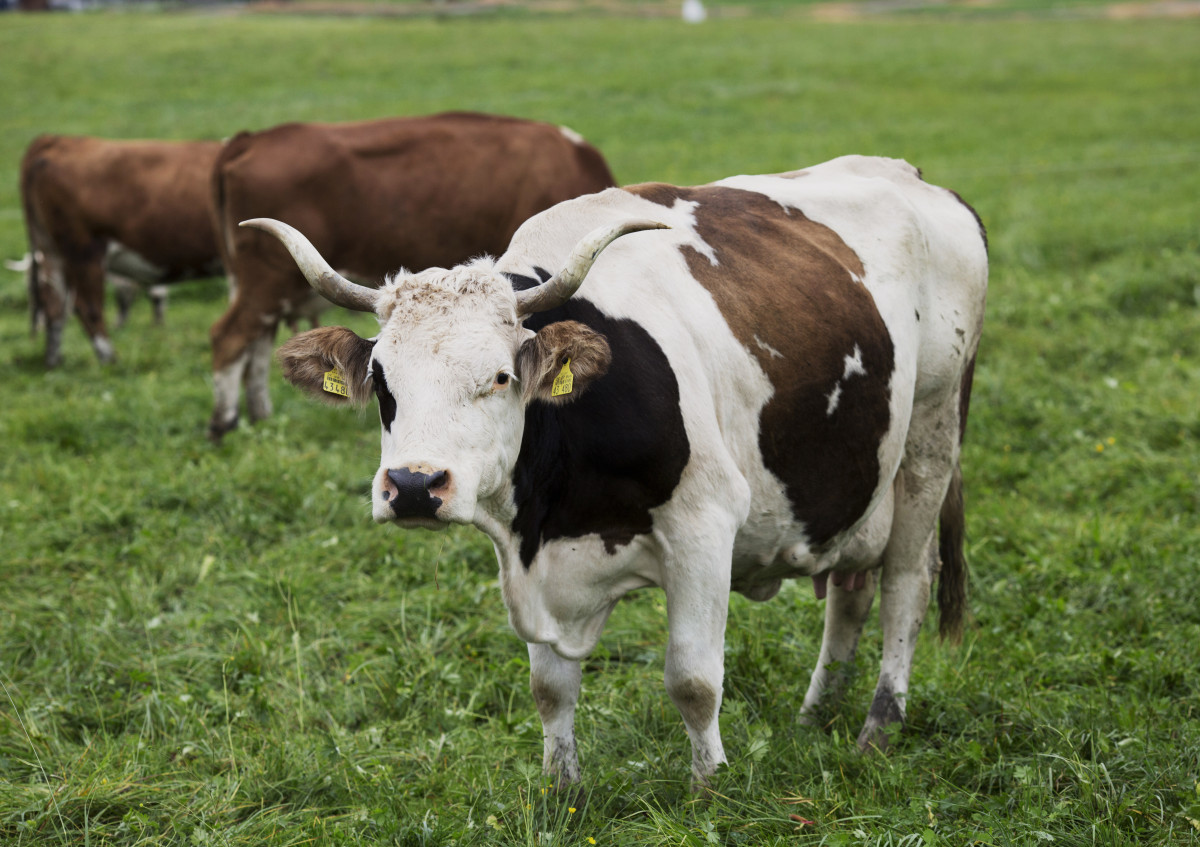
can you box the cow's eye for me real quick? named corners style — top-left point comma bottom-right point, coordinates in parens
top-left (493, 371), bottom-right (512, 390)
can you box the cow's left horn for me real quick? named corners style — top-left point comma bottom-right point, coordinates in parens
top-left (240, 218), bottom-right (381, 313)
top-left (516, 220), bottom-right (669, 316)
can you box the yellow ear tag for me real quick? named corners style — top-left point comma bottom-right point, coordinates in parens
top-left (551, 358), bottom-right (574, 397)
top-left (322, 367), bottom-right (349, 397)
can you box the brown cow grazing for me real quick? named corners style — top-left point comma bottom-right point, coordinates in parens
top-left (206, 111), bottom-right (617, 442)
top-left (18, 134), bottom-right (224, 367)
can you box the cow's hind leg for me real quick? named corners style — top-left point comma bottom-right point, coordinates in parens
top-left (208, 300), bottom-right (259, 441)
top-left (529, 643), bottom-right (582, 785)
top-left (800, 570), bottom-right (878, 722)
top-left (801, 485), bottom-right (893, 722)
top-left (73, 260), bottom-right (114, 363)
top-left (858, 406), bottom-right (960, 751)
top-left (110, 274), bottom-right (138, 329)
top-left (149, 285), bottom-right (169, 325)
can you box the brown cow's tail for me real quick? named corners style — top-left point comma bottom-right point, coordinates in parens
top-left (557, 125), bottom-right (618, 191)
top-left (210, 131), bottom-right (254, 269)
top-left (936, 354), bottom-right (977, 642)
top-left (574, 138), bottom-right (618, 191)
top-left (19, 135), bottom-right (54, 336)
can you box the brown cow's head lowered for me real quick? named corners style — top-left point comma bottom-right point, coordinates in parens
top-left (242, 217), bottom-right (667, 531)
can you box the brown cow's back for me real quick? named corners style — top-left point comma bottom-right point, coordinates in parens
top-left (25, 135), bottom-right (221, 273)
top-left (214, 112), bottom-right (615, 280)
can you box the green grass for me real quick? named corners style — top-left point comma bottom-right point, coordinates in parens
top-left (1, 7), bottom-right (1199, 846)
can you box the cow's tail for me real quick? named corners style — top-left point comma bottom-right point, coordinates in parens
top-left (210, 131), bottom-right (254, 271)
top-left (936, 354), bottom-right (976, 643)
top-left (19, 135), bottom-right (54, 336)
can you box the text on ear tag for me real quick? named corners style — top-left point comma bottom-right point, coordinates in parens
top-left (551, 358), bottom-right (574, 397)
top-left (323, 367), bottom-right (349, 397)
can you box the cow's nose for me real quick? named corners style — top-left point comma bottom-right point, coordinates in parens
top-left (382, 468), bottom-right (450, 519)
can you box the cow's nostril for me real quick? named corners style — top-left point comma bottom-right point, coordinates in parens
top-left (384, 467), bottom-right (447, 520)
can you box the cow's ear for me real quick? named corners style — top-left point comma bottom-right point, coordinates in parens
top-left (516, 320), bottom-right (612, 405)
top-left (278, 326), bottom-right (374, 406)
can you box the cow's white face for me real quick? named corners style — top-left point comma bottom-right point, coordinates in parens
top-left (276, 258), bottom-right (615, 532)
top-left (252, 214), bottom-right (654, 533)
top-left (366, 264), bottom-right (531, 527)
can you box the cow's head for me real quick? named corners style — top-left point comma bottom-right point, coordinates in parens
top-left (242, 217), bottom-right (666, 531)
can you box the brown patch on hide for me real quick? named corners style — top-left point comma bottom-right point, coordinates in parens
top-left (277, 326), bottom-right (375, 406)
top-left (517, 320), bottom-right (612, 404)
top-left (628, 183), bottom-right (895, 546)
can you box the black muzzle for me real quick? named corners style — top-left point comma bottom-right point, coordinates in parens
top-left (383, 468), bottom-right (447, 519)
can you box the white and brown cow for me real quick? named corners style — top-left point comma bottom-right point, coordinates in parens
top-left (249, 155), bottom-right (988, 787)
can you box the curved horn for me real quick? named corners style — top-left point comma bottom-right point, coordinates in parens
top-left (239, 218), bottom-right (381, 313)
top-left (515, 219), bottom-right (669, 316)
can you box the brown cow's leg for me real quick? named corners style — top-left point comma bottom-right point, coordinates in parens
top-left (149, 285), bottom-right (169, 325)
top-left (72, 260), bottom-right (114, 363)
top-left (110, 273), bottom-right (138, 329)
top-left (35, 252), bottom-right (70, 368)
top-left (44, 316), bottom-right (66, 369)
top-left (208, 299), bottom-right (262, 441)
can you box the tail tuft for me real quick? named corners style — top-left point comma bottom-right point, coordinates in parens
top-left (936, 463), bottom-right (967, 642)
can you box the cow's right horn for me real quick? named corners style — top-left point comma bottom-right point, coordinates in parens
top-left (516, 219), bottom-right (669, 316)
top-left (240, 218), bottom-right (380, 313)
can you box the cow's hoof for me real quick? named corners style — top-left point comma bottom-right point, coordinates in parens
top-left (207, 414), bottom-right (239, 443)
top-left (856, 720), bottom-right (902, 754)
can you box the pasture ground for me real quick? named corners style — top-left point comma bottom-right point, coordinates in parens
top-left (1, 5), bottom-right (1198, 845)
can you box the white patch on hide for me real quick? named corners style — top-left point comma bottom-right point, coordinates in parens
top-left (754, 335), bottom-right (783, 359)
top-left (558, 125), bottom-right (585, 145)
top-left (823, 345), bottom-right (866, 417)
top-left (825, 384), bottom-right (842, 416)
top-left (842, 345), bottom-right (866, 379)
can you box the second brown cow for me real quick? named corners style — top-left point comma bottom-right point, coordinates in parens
top-left (19, 135), bottom-right (223, 367)
top-left (207, 111), bottom-right (617, 441)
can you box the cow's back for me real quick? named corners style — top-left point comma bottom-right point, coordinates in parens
top-left (213, 112), bottom-right (617, 279)
top-left (22, 134), bottom-right (221, 272)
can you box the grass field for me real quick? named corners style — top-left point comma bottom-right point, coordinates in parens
top-left (1, 5), bottom-right (1198, 845)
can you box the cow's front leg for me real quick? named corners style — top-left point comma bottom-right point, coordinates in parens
top-left (528, 642), bottom-right (582, 785)
top-left (663, 548), bottom-right (732, 788)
